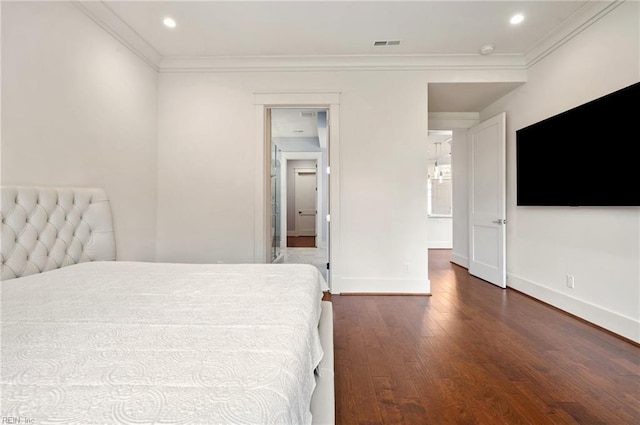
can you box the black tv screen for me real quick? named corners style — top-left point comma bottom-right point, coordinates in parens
top-left (516, 81), bottom-right (640, 207)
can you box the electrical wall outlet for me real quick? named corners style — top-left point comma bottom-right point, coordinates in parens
top-left (566, 275), bottom-right (575, 288)
top-left (403, 263), bottom-right (410, 273)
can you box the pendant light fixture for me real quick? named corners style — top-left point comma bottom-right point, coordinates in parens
top-left (434, 142), bottom-right (441, 179)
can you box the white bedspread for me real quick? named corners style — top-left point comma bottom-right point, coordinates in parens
top-left (1, 261), bottom-right (327, 425)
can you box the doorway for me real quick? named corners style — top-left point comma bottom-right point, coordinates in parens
top-left (292, 166), bottom-right (317, 244)
top-left (428, 83), bottom-right (517, 289)
top-left (254, 91), bottom-right (340, 293)
top-left (268, 107), bottom-right (330, 283)
top-left (427, 129), bottom-right (453, 250)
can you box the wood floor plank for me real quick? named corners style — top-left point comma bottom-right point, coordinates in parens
top-left (328, 249), bottom-right (640, 424)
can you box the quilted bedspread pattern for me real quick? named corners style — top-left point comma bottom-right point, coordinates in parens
top-left (1, 261), bottom-right (325, 425)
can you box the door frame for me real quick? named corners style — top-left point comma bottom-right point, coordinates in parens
top-left (428, 112), bottom-right (507, 288)
top-left (254, 92), bottom-right (340, 291)
top-left (279, 153), bottom-right (323, 248)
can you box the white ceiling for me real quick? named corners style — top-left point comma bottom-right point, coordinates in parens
top-left (81, 0), bottom-right (613, 113)
top-left (428, 82), bottom-right (524, 113)
top-left (104, 1), bottom-right (588, 58)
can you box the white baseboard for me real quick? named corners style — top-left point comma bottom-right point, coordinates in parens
top-left (427, 241), bottom-right (453, 249)
top-left (450, 252), bottom-right (469, 268)
top-left (331, 276), bottom-right (430, 295)
top-left (508, 273), bottom-right (639, 343)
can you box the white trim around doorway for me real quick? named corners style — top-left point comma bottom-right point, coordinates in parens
top-left (254, 91), bottom-right (341, 293)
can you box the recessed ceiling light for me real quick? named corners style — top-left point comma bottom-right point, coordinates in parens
top-left (510, 14), bottom-right (525, 25)
top-left (163, 17), bottom-right (176, 28)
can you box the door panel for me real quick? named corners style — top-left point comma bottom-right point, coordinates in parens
top-left (295, 170), bottom-right (317, 237)
top-left (468, 113), bottom-right (506, 288)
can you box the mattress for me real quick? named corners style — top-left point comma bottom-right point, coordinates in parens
top-left (1, 261), bottom-right (327, 424)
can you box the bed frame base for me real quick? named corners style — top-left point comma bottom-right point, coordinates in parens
top-left (312, 301), bottom-right (335, 424)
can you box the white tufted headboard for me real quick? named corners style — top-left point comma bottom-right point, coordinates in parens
top-left (1, 186), bottom-right (116, 280)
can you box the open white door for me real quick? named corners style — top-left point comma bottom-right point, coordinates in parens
top-left (468, 113), bottom-right (506, 288)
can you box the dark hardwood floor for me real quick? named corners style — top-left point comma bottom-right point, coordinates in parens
top-left (287, 236), bottom-right (316, 247)
top-left (325, 249), bottom-right (640, 424)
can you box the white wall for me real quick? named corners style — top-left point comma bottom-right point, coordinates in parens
top-left (1, 2), bottom-right (158, 261)
top-left (427, 217), bottom-right (452, 249)
top-left (156, 74), bottom-right (257, 263)
top-left (157, 71), bottom-right (432, 293)
top-left (482, 1), bottom-right (640, 342)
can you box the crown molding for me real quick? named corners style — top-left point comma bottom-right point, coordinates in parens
top-left (74, 0), bottom-right (621, 74)
top-left (72, 0), bottom-right (161, 71)
top-left (524, 0), bottom-right (623, 67)
top-left (158, 54), bottom-right (527, 73)
top-left (254, 91), bottom-right (341, 106)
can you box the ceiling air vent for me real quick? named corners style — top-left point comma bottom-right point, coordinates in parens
top-left (374, 40), bottom-right (401, 47)
top-left (300, 111), bottom-right (316, 118)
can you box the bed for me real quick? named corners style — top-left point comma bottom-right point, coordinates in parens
top-left (1, 186), bottom-right (334, 424)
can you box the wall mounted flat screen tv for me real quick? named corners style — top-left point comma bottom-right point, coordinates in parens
top-left (516, 81), bottom-right (640, 207)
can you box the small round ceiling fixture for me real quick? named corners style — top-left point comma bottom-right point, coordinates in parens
top-left (480, 44), bottom-right (495, 55)
top-left (163, 17), bottom-right (176, 28)
top-left (510, 14), bottom-right (525, 25)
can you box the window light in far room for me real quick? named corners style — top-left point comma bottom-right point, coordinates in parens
top-left (510, 14), bottom-right (525, 25)
top-left (163, 17), bottom-right (177, 28)
top-left (433, 142), bottom-right (441, 177)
